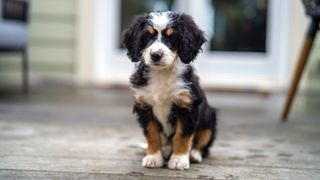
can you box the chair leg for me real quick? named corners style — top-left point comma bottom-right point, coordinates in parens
top-left (281, 18), bottom-right (320, 122)
top-left (22, 48), bottom-right (29, 94)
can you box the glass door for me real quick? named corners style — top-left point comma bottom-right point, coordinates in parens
top-left (208, 0), bottom-right (268, 53)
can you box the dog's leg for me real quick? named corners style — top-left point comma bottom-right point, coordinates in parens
top-left (133, 100), bottom-right (164, 168)
top-left (190, 129), bottom-right (212, 163)
top-left (168, 120), bottom-right (194, 170)
top-left (142, 120), bottom-right (164, 168)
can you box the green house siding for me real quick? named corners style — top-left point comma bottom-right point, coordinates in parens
top-left (0, 0), bottom-right (77, 86)
top-left (304, 37), bottom-right (320, 92)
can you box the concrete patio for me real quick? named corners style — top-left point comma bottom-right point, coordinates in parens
top-left (0, 88), bottom-right (319, 179)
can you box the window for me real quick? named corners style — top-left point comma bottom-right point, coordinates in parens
top-left (209, 0), bottom-right (269, 53)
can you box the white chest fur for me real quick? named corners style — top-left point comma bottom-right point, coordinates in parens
top-left (133, 63), bottom-right (188, 137)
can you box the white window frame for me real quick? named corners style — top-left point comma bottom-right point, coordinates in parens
top-left (93, 0), bottom-right (292, 90)
top-left (189, 0), bottom-right (292, 90)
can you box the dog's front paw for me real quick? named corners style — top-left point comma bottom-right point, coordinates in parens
top-left (168, 154), bottom-right (190, 170)
top-left (142, 151), bottom-right (164, 168)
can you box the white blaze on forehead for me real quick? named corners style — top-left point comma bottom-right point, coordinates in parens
top-left (150, 12), bottom-right (170, 32)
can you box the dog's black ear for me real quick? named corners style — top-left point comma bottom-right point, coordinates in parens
top-left (121, 15), bottom-right (147, 62)
top-left (177, 14), bottom-right (206, 64)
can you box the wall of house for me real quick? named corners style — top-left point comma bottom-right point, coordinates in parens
top-left (0, 0), bottom-right (77, 88)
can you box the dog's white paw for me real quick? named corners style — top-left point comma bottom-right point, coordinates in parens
top-left (168, 154), bottom-right (190, 170)
top-left (190, 149), bottom-right (202, 163)
top-left (142, 151), bottom-right (164, 168)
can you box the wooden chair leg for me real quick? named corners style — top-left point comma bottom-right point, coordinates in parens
top-left (22, 48), bottom-right (29, 94)
top-left (281, 18), bottom-right (320, 122)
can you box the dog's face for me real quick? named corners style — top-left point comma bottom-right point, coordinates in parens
top-left (122, 11), bottom-right (206, 68)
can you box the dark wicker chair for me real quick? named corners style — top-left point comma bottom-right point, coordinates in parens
top-left (282, 0), bottom-right (320, 121)
top-left (0, 0), bottom-right (30, 93)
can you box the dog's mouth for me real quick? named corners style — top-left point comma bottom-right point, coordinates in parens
top-left (151, 62), bottom-right (164, 66)
top-left (149, 62), bottom-right (167, 68)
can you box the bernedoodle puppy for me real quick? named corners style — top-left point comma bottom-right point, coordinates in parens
top-left (122, 11), bottom-right (217, 170)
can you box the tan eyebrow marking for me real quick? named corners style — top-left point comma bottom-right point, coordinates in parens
top-left (165, 27), bottom-right (174, 36)
top-left (147, 26), bottom-right (156, 34)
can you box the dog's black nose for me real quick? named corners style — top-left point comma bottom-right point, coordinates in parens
top-left (150, 51), bottom-right (162, 62)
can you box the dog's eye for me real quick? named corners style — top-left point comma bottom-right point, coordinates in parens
top-left (165, 28), bottom-right (174, 36)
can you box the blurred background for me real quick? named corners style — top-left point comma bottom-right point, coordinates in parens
top-left (0, 0), bottom-right (319, 93)
top-left (0, 0), bottom-right (320, 178)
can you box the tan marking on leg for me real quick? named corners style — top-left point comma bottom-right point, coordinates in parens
top-left (174, 90), bottom-right (192, 109)
top-left (146, 121), bottom-right (162, 155)
top-left (193, 129), bottom-right (212, 150)
top-left (172, 121), bottom-right (194, 155)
